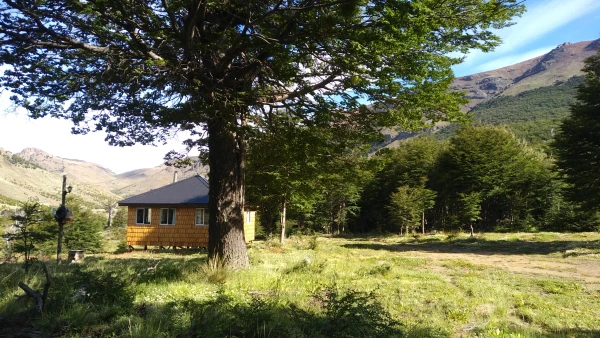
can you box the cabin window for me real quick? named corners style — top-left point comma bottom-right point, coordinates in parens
top-left (136, 208), bottom-right (151, 225)
top-left (245, 211), bottom-right (252, 223)
top-left (160, 208), bottom-right (176, 225)
top-left (195, 208), bottom-right (209, 225)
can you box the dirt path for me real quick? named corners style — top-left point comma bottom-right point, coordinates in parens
top-left (402, 249), bottom-right (600, 290)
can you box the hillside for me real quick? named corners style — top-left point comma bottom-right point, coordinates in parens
top-left (107, 160), bottom-right (208, 198)
top-left (380, 39), bottom-right (599, 149)
top-left (17, 147), bottom-right (116, 184)
top-left (0, 147), bottom-right (209, 206)
top-left (431, 76), bottom-right (583, 144)
top-left (450, 39), bottom-right (599, 110)
top-left (0, 148), bottom-right (121, 208)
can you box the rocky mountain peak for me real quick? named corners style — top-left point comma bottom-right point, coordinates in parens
top-left (18, 147), bottom-right (51, 157)
top-left (451, 39), bottom-right (599, 110)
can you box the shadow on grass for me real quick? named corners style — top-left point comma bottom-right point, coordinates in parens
top-left (0, 270), bottom-right (423, 338)
top-left (2, 259), bottom-right (600, 337)
top-left (342, 238), bottom-right (600, 256)
top-left (122, 246), bottom-right (208, 255)
top-left (83, 256), bottom-right (209, 284)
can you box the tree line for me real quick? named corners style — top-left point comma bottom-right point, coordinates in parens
top-left (248, 50), bottom-right (600, 237)
top-left (247, 124), bottom-right (596, 238)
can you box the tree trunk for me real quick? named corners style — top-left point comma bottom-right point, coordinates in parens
top-left (207, 117), bottom-right (249, 269)
top-left (339, 201), bottom-right (345, 235)
top-left (106, 205), bottom-right (113, 229)
top-left (421, 211), bottom-right (425, 234)
top-left (280, 195), bottom-right (287, 246)
top-left (57, 175), bottom-right (66, 264)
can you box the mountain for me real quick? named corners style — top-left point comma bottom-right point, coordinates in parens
top-left (0, 148), bottom-right (121, 208)
top-left (17, 148), bottom-right (116, 184)
top-left (107, 160), bottom-right (208, 198)
top-left (381, 39), bottom-right (599, 149)
top-left (451, 39), bottom-right (599, 110)
top-left (0, 147), bottom-right (209, 207)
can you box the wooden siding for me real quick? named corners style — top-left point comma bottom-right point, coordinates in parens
top-left (244, 211), bottom-right (256, 242)
top-left (126, 207), bottom-right (255, 247)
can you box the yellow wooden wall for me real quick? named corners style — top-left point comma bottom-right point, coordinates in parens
top-left (244, 211), bottom-right (256, 242)
top-left (126, 207), bottom-right (255, 247)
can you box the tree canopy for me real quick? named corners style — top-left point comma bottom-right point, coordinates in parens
top-left (357, 126), bottom-right (557, 233)
top-left (0, 0), bottom-right (523, 268)
top-left (553, 50), bottom-right (600, 212)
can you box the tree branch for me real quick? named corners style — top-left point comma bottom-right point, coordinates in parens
top-left (259, 73), bottom-right (341, 103)
top-left (162, 0), bottom-right (181, 32)
top-left (17, 263), bottom-right (51, 313)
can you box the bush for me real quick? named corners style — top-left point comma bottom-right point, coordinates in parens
top-left (188, 286), bottom-right (402, 338)
top-left (71, 265), bottom-right (134, 309)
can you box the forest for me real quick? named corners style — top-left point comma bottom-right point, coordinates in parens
top-left (249, 124), bottom-right (597, 240)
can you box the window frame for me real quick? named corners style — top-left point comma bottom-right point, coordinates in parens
top-left (135, 208), bottom-right (151, 225)
top-left (195, 208), bottom-right (209, 226)
top-left (159, 208), bottom-right (176, 225)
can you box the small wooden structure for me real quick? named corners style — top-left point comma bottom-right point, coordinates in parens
top-left (119, 175), bottom-right (255, 248)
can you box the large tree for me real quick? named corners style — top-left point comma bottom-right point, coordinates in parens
top-left (553, 49), bottom-right (600, 212)
top-left (0, 0), bottom-right (523, 268)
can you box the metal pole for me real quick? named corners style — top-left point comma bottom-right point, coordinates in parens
top-left (56, 175), bottom-right (66, 264)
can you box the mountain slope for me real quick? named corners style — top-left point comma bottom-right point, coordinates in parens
top-left (17, 148), bottom-right (116, 184)
top-left (107, 160), bottom-right (208, 198)
top-left (379, 39), bottom-right (599, 149)
top-left (432, 76), bottom-right (582, 144)
top-left (0, 148), bottom-right (121, 208)
top-left (450, 39), bottom-right (599, 110)
top-left (0, 146), bottom-right (210, 205)
top-left (0, 146), bottom-right (210, 206)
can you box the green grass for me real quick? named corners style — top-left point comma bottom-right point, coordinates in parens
top-left (1, 232), bottom-right (600, 337)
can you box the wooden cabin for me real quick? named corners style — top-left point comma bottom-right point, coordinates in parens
top-left (119, 175), bottom-right (255, 248)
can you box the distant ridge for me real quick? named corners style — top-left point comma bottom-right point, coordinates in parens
top-left (380, 39), bottom-right (600, 149)
top-left (450, 39), bottom-right (599, 110)
top-left (0, 147), bottom-right (209, 205)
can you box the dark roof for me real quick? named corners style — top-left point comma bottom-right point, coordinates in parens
top-left (118, 175), bottom-right (210, 206)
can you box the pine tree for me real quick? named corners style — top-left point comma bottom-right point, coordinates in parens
top-left (553, 50), bottom-right (600, 212)
top-left (2, 199), bottom-right (53, 270)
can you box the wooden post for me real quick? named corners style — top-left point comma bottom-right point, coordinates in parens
top-left (280, 196), bottom-right (286, 246)
top-left (57, 175), bottom-right (66, 264)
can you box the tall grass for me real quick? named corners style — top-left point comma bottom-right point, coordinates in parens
top-left (1, 233), bottom-right (600, 337)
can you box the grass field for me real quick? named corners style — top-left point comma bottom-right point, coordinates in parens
top-left (1, 232), bottom-right (600, 337)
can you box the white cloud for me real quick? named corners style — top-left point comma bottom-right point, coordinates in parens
top-left (0, 92), bottom-right (195, 174)
top-left (461, 0), bottom-right (600, 67)
top-left (500, 0), bottom-right (599, 49)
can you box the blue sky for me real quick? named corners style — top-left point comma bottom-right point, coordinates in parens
top-left (1, 0), bottom-right (599, 174)
top-left (453, 0), bottom-right (600, 76)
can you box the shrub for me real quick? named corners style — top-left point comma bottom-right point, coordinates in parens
top-left (71, 266), bottom-right (134, 309)
top-left (188, 286), bottom-right (403, 338)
